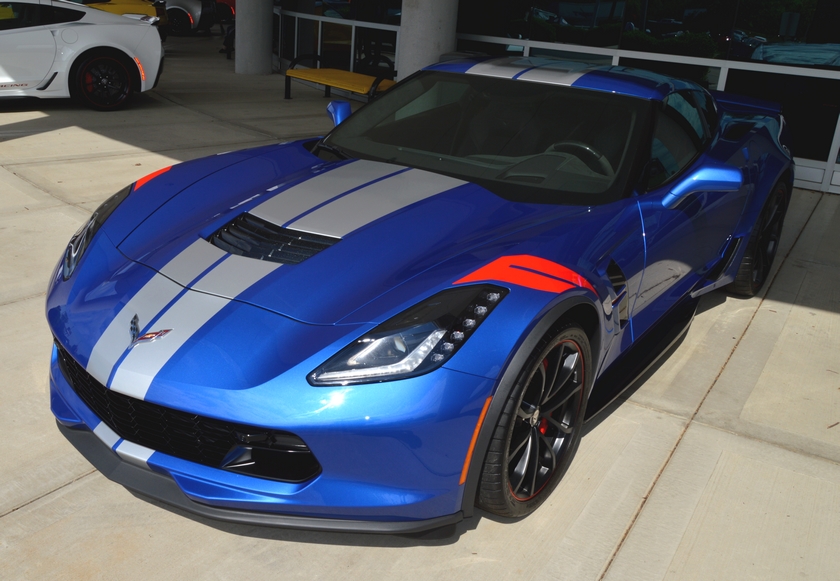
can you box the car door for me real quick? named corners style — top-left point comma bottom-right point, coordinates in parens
top-left (0, 0), bottom-right (56, 92)
top-left (632, 90), bottom-right (748, 337)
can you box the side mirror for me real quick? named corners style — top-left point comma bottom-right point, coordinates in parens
top-left (661, 164), bottom-right (743, 209)
top-left (326, 100), bottom-right (352, 127)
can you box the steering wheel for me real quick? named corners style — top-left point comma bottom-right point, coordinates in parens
top-left (546, 141), bottom-right (614, 177)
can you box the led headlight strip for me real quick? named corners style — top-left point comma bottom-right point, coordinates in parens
top-left (308, 285), bottom-right (508, 386)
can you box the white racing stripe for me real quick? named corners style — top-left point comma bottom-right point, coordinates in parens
top-left (250, 160), bottom-right (401, 228)
top-left (108, 259), bottom-right (281, 401)
top-left (85, 239), bottom-right (225, 387)
top-left (517, 66), bottom-right (588, 86)
top-left (466, 60), bottom-right (533, 79)
top-left (115, 440), bottom-right (155, 467)
top-left (189, 253), bottom-right (280, 298)
top-left (93, 421), bottom-right (121, 449)
top-left (288, 169), bottom-right (466, 238)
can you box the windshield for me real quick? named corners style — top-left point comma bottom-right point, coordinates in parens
top-left (323, 71), bottom-right (652, 205)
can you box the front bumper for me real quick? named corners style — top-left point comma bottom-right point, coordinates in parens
top-left (49, 343), bottom-right (491, 532)
top-left (56, 422), bottom-right (463, 533)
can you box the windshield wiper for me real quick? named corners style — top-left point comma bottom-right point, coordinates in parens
top-left (315, 141), bottom-right (351, 160)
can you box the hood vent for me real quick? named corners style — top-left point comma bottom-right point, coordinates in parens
top-left (208, 213), bottom-right (339, 265)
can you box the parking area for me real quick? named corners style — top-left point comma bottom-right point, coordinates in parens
top-left (2, 34), bottom-right (839, 581)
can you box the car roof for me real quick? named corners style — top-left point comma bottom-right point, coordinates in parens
top-left (425, 56), bottom-right (699, 101)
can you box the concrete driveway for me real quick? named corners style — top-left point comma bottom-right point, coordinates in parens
top-left (2, 35), bottom-right (839, 581)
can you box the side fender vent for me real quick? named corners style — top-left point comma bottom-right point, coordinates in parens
top-left (606, 259), bottom-right (629, 328)
top-left (208, 213), bottom-right (339, 265)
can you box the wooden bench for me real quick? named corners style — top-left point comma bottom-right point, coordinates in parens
top-left (284, 54), bottom-right (396, 100)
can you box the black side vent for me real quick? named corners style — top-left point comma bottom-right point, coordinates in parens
top-left (208, 213), bottom-right (339, 265)
top-left (606, 260), bottom-right (629, 328)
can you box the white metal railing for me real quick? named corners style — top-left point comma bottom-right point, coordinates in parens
top-left (274, 12), bottom-right (840, 192)
top-left (275, 9), bottom-right (400, 75)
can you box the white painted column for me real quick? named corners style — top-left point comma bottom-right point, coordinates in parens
top-left (395, 0), bottom-right (459, 80)
top-left (235, 0), bottom-right (274, 75)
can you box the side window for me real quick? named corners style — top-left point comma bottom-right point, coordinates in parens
top-left (0, 3), bottom-right (40, 30)
top-left (691, 89), bottom-right (719, 135)
top-left (42, 6), bottom-right (84, 25)
top-left (645, 104), bottom-right (701, 190)
top-left (665, 92), bottom-right (706, 143)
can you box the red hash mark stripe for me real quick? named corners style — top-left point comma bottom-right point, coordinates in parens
top-left (134, 166), bottom-right (172, 191)
top-left (455, 255), bottom-right (596, 294)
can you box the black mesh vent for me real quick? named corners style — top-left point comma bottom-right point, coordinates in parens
top-left (56, 342), bottom-right (321, 483)
top-left (208, 213), bottom-right (339, 264)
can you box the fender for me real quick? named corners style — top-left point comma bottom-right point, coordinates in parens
top-left (460, 293), bottom-right (603, 518)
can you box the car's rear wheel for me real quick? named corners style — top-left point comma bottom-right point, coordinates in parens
top-left (72, 53), bottom-right (133, 111)
top-left (478, 323), bottom-right (590, 517)
top-left (729, 182), bottom-right (789, 297)
top-left (167, 9), bottom-right (191, 35)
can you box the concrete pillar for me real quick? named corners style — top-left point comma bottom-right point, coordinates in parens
top-left (235, 0), bottom-right (273, 75)
top-left (396, 0), bottom-right (459, 80)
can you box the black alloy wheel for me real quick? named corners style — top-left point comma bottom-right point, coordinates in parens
top-left (478, 323), bottom-right (590, 517)
top-left (167, 9), bottom-right (191, 35)
top-left (730, 182), bottom-right (788, 297)
top-left (74, 55), bottom-right (133, 111)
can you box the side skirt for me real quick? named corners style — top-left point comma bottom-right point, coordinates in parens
top-left (585, 294), bottom-right (700, 420)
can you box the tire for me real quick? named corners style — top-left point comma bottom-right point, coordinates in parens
top-left (167, 9), bottom-right (191, 35)
top-left (729, 182), bottom-right (789, 297)
top-left (216, 3), bottom-right (233, 22)
top-left (478, 323), bottom-right (591, 517)
top-left (72, 53), bottom-right (133, 111)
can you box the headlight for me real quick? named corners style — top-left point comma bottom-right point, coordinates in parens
top-left (308, 285), bottom-right (508, 386)
top-left (62, 185), bottom-right (131, 280)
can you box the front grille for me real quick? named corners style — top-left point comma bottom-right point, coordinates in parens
top-left (208, 213), bottom-right (339, 265)
top-left (56, 342), bottom-right (321, 483)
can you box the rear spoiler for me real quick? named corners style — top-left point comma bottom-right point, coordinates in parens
top-left (710, 90), bottom-right (782, 116)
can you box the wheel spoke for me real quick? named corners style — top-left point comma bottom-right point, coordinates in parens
top-left (509, 428), bottom-right (535, 494)
top-left (526, 429), bottom-right (540, 495)
top-left (542, 381), bottom-right (582, 414)
top-left (543, 350), bottom-right (579, 405)
top-left (546, 413), bottom-right (573, 435)
top-left (509, 424), bottom-right (531, 458)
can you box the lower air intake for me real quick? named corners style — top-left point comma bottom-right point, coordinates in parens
top-left (56, 341), bottom-right (321, 483)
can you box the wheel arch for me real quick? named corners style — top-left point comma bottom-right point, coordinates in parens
top-left (459, 294), bottom-right (603, 518)
top-left (68, 46), bottom-right (142, 98)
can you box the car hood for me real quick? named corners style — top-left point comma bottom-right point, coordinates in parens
top-left (116, 142), bottom-right (588, 325)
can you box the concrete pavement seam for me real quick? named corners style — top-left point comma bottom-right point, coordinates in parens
top-left (0, 468), bottom-right (96, 520)
top-left (595, 192), bottom-right (823, 581)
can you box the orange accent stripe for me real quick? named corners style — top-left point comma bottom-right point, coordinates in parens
top-left (134, 166), bottom-right (172, 191)
top-left (454, 254), bottom-right (596, 294)
top-left (460, 396), bottom-right (493, 486)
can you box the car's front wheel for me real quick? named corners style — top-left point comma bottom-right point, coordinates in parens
top-left (478, 323), bottom-right (590, 517)
top-left (72, 53), bottom-right (133, 111)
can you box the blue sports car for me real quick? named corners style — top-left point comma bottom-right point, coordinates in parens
top-left (47, 57), bottom-right (793, 533)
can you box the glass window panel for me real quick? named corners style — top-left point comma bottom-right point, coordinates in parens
top-left (281, 14), bottom-right (296, 60)
top-left (724, 70), bottom-right (840, 161)
top-left (321, 22), bottom-right (352, 70)
top-left (354, 27), bottom-right (397, 78)
top-left (455, 39), bottom-right (524, 58)
top-left (297, 18), bottom-right (320, 59)
top-left (621, 0), bottom-right (733, 59)
top-left (731, 0), bottom-right (840, 70)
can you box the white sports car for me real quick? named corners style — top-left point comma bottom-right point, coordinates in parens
top-left (0, 0), bottom-right (163, 110)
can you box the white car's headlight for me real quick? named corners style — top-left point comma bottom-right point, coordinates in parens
top-left (309, 285), bottom-right (507, 386)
